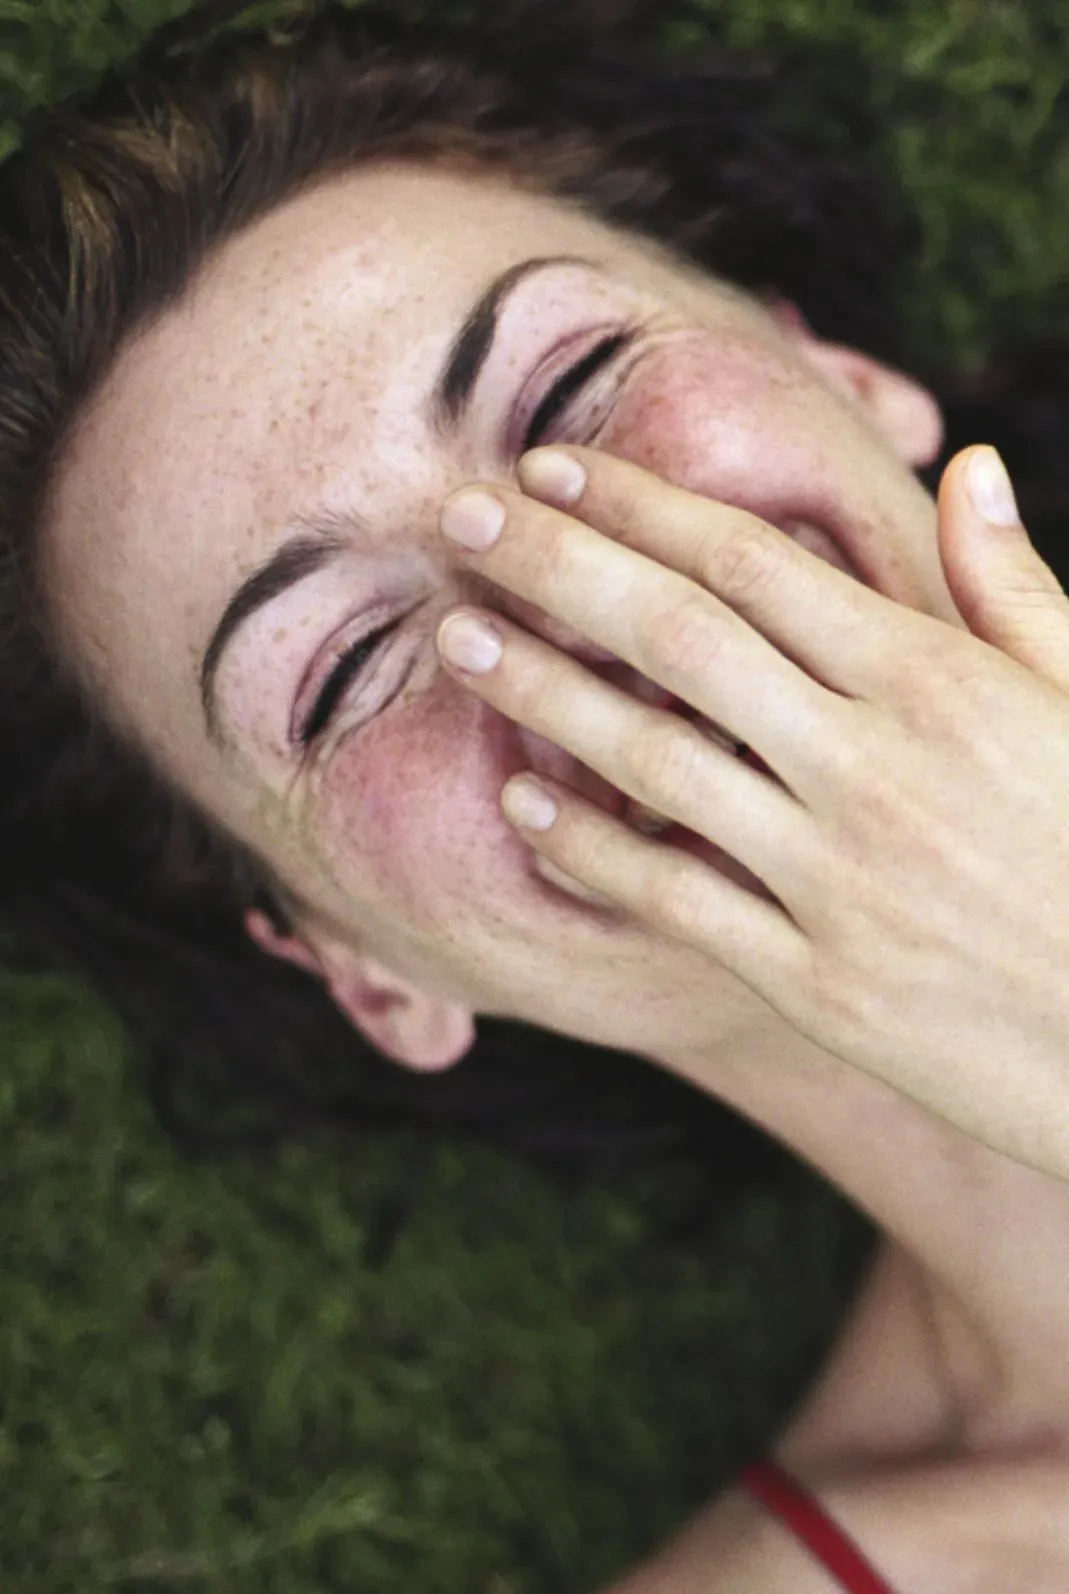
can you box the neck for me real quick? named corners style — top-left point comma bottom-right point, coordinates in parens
top-left (652, 1018), bottom-right (1069, 1451)
top-left (652, 1017), bottom-right (949, 1240)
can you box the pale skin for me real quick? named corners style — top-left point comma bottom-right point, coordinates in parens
top-left (44, 159), bottom-right (1069, 1587)
top-left (436, 442), bottom-right (1069, 1182)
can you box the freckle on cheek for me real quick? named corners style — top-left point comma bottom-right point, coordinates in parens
top-left (317, 734), bottom-right (438, 906)
top-left (316, 699), bottom-right (510, 926)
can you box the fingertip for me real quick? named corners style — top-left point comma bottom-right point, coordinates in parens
top-left (517, 448), bottom-right (587, 506)
top-left (963, 445), bottom-right (1020, 527)
top-left (937, 445), bottom-right (995, 522)
top-left (938, 445), bottom-right (979, 503)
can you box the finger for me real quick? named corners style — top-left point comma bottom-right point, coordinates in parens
top-left (937, 444), bottom-right (1069, 690)
top-left (434, 604), bottom-right (819, 904)
top-left (497, 767), bottom-right (808, 988)
top-left (438, 479), bottom-right (843, 800)
top-left (516, 445), bottom-right (920, 700)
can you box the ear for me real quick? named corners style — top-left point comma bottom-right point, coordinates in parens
top-left (244, 908), bottom-right (476, 1074)
top-left (765, 295), bottom-right (944, 468)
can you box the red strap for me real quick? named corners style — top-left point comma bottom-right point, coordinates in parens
top-left (738, 1461), bottom-right (899, 1594)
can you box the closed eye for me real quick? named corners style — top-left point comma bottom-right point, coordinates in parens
top-left (522, 330), bottom-right (638, 452)
top-left (296, 330), bottom-right (637, 749)
top-left (297, 617), bottom-right (401, 746)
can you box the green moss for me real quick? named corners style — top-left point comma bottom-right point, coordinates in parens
top-left (0, 959), bottom-right (870, 1591)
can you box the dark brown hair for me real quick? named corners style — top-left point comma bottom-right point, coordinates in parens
top-left (0, 0), bottom-right (1064, 1234)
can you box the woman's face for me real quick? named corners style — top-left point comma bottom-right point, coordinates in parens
top-left (45, 159), bottom-right (959, 1067)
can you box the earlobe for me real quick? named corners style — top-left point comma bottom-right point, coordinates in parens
top-left (334, 986), bottom-right (476, 1073)
top-left (243, 908), bottom-right (475, 1074)
top-left (323, 953), bottom-right (476, 1073)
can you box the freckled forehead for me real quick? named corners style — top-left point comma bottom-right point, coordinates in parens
top-left (74, 161), bottom-right (629, 512)
top-left (48, 166), bottom-right (513, 764)
top-left (111, 168), bottom-right (450, 485)
top-left (44, 160), bottom-right (641, 773)
top-left (54, 166), bottom-right (492, 587)
top-left (60, 158), bottom-right (664, 602)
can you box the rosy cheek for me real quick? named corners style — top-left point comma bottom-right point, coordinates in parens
top-left (312, 675), bottom-right (532, 927)
top-left (601, 333), bottom-right (844, 525)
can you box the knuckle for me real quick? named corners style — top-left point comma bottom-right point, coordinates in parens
top-left (701, 519), bottom-right (782, 608)
top-left (817, 699), bottom-right (882, 788)
top-left (641, 849), bottom-right (711, 933)
top-left (842, 763), bottom-right (902, 843)
top-left (638, 590), bottom-right (728, 680)
top-left (622, 717), bottom-right (704, 810)
top-left (942, 642), bottom-right (1019, 720)
top-left (884, 625), bottom-right (995, 741)
top-left (561, 820), bottom-right (613, 884)
top-left (883, 631), bottom-right (946, 708)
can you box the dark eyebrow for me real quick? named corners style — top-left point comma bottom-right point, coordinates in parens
top-left (429, 253), bottom-right (595, 435)
top-left (200, 516), bottom-right (352, 752)
top-left (202, 254), bottom-right (597, 753)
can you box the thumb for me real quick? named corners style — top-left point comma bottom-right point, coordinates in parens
top-left (937, 444), bottom-right (1069, 688)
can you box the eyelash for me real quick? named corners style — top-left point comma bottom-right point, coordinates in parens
top-left (521, 328), bottom-right (636, 452)
top-left (298, 616), bottom-right (400, 746)
top-left (299, 332), bottom-right (636, 747)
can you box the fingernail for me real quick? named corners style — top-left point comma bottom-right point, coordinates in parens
top-left (502, 775), bottom-right (558, 831)
top-left (440, 487), bottom-right (505, 549)
top-left (518, 448), bottom-right (587, 505)
top-left (437, 613), bottom-right (502, 672)
top-left (966, 447), bottom-right (1019, 526)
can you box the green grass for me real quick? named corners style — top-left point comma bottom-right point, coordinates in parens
top-left (2, 963), bottom-right (871, 1592)
top-left (1, 2), bottom-right (1067, 1590)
